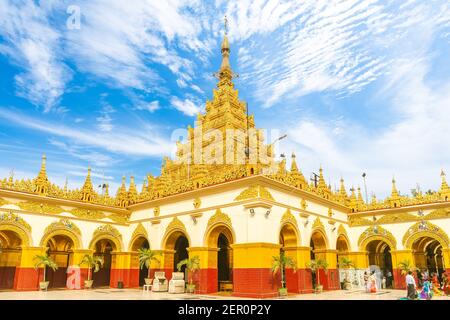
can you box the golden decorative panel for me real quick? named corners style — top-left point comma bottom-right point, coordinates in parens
top-left (131, 222), bottom-right (148, 240)
top-left (234, 185), bottom-right (274, 201)
top-left (376, 212), bottom-right (418, 224)
top-left (165, 217), bottom-right (187, 234)
top-left (337, 224), bottom-right (348, 238)
top-left (424, 208), bottom-right (450, 220)
top-left (193, 197), bottom-right (201, 209)
top-left (312, 217), bottom-right (325, 231)
top-left (281, 208), bottom-right (298, 228)
top-left (403, 221), bottom-right (450, 248)
top-left (108, 213), bottom-right (130, 224)
top-left (0, 198), bottom-right (9, 206)
top-left (17, 201), bottom-right (64, 215)
top-left (153, 206), bottom-right (160, 217)
top-left (40, 218), bottom-right (82, 248)
top-left (93, 224), bottom-right (122, 240)
top-left (70, 208), bottom-right (105, 220)
top-left (348, 216), bottom-right (374, 227)
top-left (207, 208), bottom-right (232, 229)
top-left (358, 225), bottom-right (397, 250)
top-left (300, 198), bottom-right (307, 210)
top-left (0, 211), bottom-right (32, 232)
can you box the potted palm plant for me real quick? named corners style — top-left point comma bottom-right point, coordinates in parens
top-left (306, 258), bottom-right (329, 293)
top-left (138, 248), bottom-right (160, 285)
top-left (33, 254), bottom-right (58, 291)
top-left (398, 259), bottom-right (417, 276)
top-left (272, 251), bottom-right (297, 296)
top-left (338, 257), bottom-right (354, 290)
top-left (177, 256), bottom-right (200, 293)
top-left (79, 254), bottom-right (104, 289)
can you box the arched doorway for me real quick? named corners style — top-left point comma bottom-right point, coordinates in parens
top-left (164, 230), bottom-right (190, 281)
top-left (310, 230), bottom-right (327, 289)
top-left (131, 237), bottom-right (150, 286)
top-left (412, 236), bottom-right (445, 279)
top-left (45, 235), bottom-right (74, 289)
top-left (173, 236), bottom-right (189, 274)
top-left (336, 235), bottom-right (350, 288)
top-left (366, 240), bottom-right (393, 288)
top-left (0, 230), bottom-right (22, 290)
top-left (279, 223), bottom-right (299, 292)
top-left (205, 223), bottom-right (234, 293)
top-left (92, 239), bottom-right (115, 287)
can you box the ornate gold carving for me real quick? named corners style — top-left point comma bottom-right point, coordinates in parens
top-left (90, 224), bottom-right (123, 250)
top-left (0, 211), bottom-right (32, 232)
top-left (17, 201), bottom-right (64, 215)
top-left (0, 198), bottom-right (8, 206)
top-left (376, 212), bottom-right (418, 224)
top-left (153, 206), bottom-right (160, 217)
top-left (337, 224), bottom-right (348, 238)
top-left (424, 208), bottom-right (450, 220)
top-left (328, 208), bottom-right (333, 217)
top-left (403, 221), bottom-right (450, 248)
top-left (348, 216), bottom-right (374, 227)
top-left (131, 222), bottom-right (148, 240)
top-left (301, 198), bottom-right (307, 210)
top-left (108, 213), bottom-right (130, 224)
top-left (234, 185), bottom-right (274, 201)
top-left (358, 225), bottom-right (397, 250)
top-left (193, 197), bottom-right (201, 209)
top-left (312, 217), bottom-right (325, 231)
top-left (70, 208), bottom-right (105, 220)
top-left (40, 218), bottom-right (82, 248)
top-left (207, 208), bottom-right (232, 229)
top-left (0, 211), bottom-right (32, 246)
top-left (281, 208), bottom-right (298, 228)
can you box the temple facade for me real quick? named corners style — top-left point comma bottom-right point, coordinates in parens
top-left (1, 31), bottom-right (449, 298)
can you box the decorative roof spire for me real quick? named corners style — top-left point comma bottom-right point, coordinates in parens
top-left (34, 154), bottom-right (50, 195)
top-left (80, 167), bottom-right (95, 202)
top-left (439, 169), bottom-right (450, 200)
top-left (128, 176), bottom-right (138, 205)
top-left (339, 177), bottom-right (348, 198)
top-left (391, 177), bottom-right (399, 198)
top-left (290, 152), bottom-right (298, 172)
top-left (115, 175), bottom-right (128, 207)
top-left (216, 15), bottom-right (235, 86)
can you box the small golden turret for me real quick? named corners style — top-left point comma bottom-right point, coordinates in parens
top-left (115, 176), bottom-right (128, 207)
top-left (439, 170), bottom-right (450, 201)
top-left (34, 154), bottom-right (50, 195)
top-left (80, 167), bottom-right (95, 202)
top-left (128, 176), bottom-right (138, 205)
top-left (289, 153), bottom-right (306, 189)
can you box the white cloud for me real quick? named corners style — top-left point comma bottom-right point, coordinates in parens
top-left (0, 108), bottom-right (173, 158)
top-left (170, 97), bottom-right (202, 116)
top-left (135, 101), bottom-right (160, 113)
top-left (0, 0), bottom-right (71, 112)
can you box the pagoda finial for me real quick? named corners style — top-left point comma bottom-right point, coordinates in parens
top-left (290, 152), bottom-right (298, 172)
top-left (224, 15), bottom-right (228, 36)
top-left (34, 153), bottom-right (50, 195)
top-left (339, 177), bottom-right (348, 198)
top-left (80, 166), bottom-right (95, 202)
top-left (115, 175), bottom-right (128, 207)
top-left (128, 176), bottom-right (138, 205)
top-left (391, 176), bottom-right (399, 198)
top-left (439, 169), bottom-right (450, 200)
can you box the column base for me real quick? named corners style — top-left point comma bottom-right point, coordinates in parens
top-left (13, 267), bottom-right (40, 291)
top-left (232, 268), bottom-right (278, 298)
top-left (109, 269), bottom-right (139, 288)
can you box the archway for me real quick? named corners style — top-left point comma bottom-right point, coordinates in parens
top-left (92, 239), bottom-right (116, 287)
top-left (366, 240), bottom-right (393, 289)
top-left (279, 223), bottom-right (299, 292)
top-left (164, 230), bottom-right (190, 280)
top-left (206, 224), bottom-right (234, 292)
top-left (44, 234), bottom-right (74, 289)
top-left (412, 236), bottom-right (445, 280)
top-left (0, 230), bottom-right (22, 290)
top-left (336, 234), bottom-right (350, 288)
top-left (310, 230), bottom-right (328, 289)
top-left (131, 236), bottom-right (150, 286)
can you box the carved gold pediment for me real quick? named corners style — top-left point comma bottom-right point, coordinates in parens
top-left (376, 212), bottom-right (418, 224)
top-left (234, 185), bottom-right (274, 201)
top-left (348, 216), bottom-right (373, 227)
top-left (358, 225), bottom-right (397, 250)
top-left (207, 209), bottom-right (231, 228)
top-left (71, 208), bottom-right (105, 220)
top-left (131, 222), bottom-right (147, 240)
top-left (0, 211), bottom-right (32, 232)
top-left (312, 217), bottom-right (325, 231)
top-left (17, 201), bottom-right (64, 215)
top-left (403, 221), bottom-right (450, 248)
top-left (281, 208), bottom-right (298, 228)
top-left (424, 208), bottom-right (450, 220)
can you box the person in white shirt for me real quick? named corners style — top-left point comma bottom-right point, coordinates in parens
top-left (405, 271), bottom-right (416, 299)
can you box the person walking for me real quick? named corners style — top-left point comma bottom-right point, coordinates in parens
top-left (406, 271), bottom-right (417, 300)
top-left (364, 271), bottom-right (369, 292)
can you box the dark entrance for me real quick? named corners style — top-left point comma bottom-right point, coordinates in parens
top-left (93, 239), bottom-right (114, 287)
top-left (217, 233), bottom-right (231, 284)
top-left (0, 230), bottom-right (22, 290)
top-left (46, 235), bottom-right (73, 289)
top-left (173, 236), bottom-right (189, 275)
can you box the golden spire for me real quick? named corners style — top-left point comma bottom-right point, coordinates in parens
top-left (338, 177), bottom-right (348, 200)
top-left (34, 154), bottom-right (50, 195)
top-left (391, 177), bottom-right (399, 198)
top-left (80, 167), bottom-right (95, 202)
top-left (348, 186), bottom-right (358, 211)
top-left (290, 153), bottom-right (298, 172)
top-left (128, 176), bottom-right (138, 205)
top-left (217, 15), bottom-right (233, 86)
top-left (357, 186), bottom-right (364, 203)
top-left (116, 176), bottom-right (128, 207)
top-left (439, 169), bottom-right (450, 200)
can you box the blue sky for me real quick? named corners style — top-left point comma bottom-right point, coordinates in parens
top-left (0, 0), bottom-right (449, 199)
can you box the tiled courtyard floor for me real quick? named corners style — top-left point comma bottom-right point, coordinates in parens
top-left (0, 288), bottom-right (449, 300)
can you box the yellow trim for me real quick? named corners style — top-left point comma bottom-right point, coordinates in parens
top-left (231, 243), bottom-right (281, 268)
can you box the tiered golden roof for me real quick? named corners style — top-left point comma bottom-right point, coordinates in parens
top-left (0, 25), bottom-right (448, 212)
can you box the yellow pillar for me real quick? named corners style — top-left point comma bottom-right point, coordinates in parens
top-left (391, 249), bottom-right (414, 289)
top-left (14, 246), bottom-right (46, 291)
top-left (442, 248), bottom-right (450, 270)
top-left (313, 249), bottom-right (339, 290)
top-left (347, 251), bottom-right (369, 269)
top-left (187, 247), bottom-right (219, 293)
top-left (282, 246), bottom-right (314, 293)
top-left (110, 252), bottom-right (135, 288)
top-left (72, 249), bottom-right (93, 265)
top-left (231, 243), bottom-right (281, 298)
